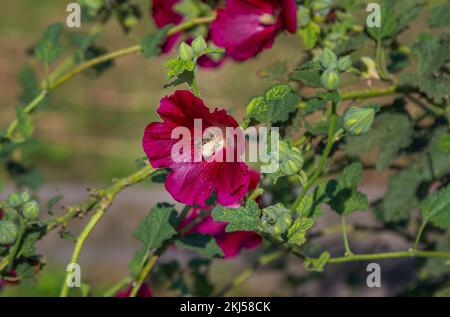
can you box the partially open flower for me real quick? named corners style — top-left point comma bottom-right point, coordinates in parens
top-left (142, 90), bottom-right (251, 208)
top-left (179, 170), bottom-right (262, 258)
top-left (210, 0), bottom-right (297, 61)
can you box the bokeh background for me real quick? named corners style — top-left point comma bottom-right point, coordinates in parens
top-left (0, 0), bottom-right (436, 296)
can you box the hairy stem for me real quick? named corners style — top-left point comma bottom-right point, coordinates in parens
top-left (341, 216), bottom-right (353, 256)
top-left (60, 207), bottom-right (106, 297)
top-left (291, 100), bottom-right (338, 212)
top-left (130, 255), bottom-right (159, 297)
top-left (4, 15), bottom-right (216, 142)
top-left (328, 250), bottom-right (450, 264)
top-left (7, 218), bottom-right (26, 271)
top-left (413, 219), bottom-right (429, 250)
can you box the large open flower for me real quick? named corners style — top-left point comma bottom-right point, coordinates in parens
top-left (210, 0), bottom-right (297, 61)
top-left (143, 90), bottom-right (250, 208)
top-left (179, 169), bottom-right (262, 258)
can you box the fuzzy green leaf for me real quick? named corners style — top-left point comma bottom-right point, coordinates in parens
top-left (287, 217), bottom-right (315, 246)
top-left (34, 23), bottom-right (64, 64)
top-left (420, 185), bottom-right (450, 229)
top-left (175, 233), bottom-right (224, 258)
top-left (212, 200), bottom-right (261, 232)
top-left (346, 113), bottom-right (413, 171)
top-left (133, 203), bottom-right (178, 252)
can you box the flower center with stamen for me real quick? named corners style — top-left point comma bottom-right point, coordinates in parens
top-left (260, 13), bottom-right (277, 26)
top-left (202, 129), bottom-right (225, 158)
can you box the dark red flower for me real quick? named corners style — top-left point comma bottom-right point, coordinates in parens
top-left (210, 0), bottom-right (297, 61)
top-left (115, 283), bottom-right (153, 297)
top-left (151, 0), bottom-right (183, 53)
top-left (142, 90), bottom-right (251, 208)
top-left (179, 170), bottom-right (262, 258)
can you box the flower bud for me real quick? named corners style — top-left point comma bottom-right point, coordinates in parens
top-left (319, 48), bottom-right (337, 69)
top-left (0, 220), bottom-right (17, 245)
top-left (337, 55), bottom-right (352, 72)
top-left (281, 147), bottom-right (304, 176)
top-left (21, 191), bottom-right (31, 203)
top-left (261, 204), bottom-right (292, 237)
top-left (343, 107), bottom-right (375, 135)
top-left (7, 193), bottom-right (22, 209)
top-left (178, 42), bottom-right (194, 61)
top-left (321, 68), bottom-right (340, 90)
top-left (22, 201), bottom-right (40, 220)
top-left (191, 36), bottom-right (207, 55)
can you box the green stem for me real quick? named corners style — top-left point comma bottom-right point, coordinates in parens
top-left (328, 250), bottom-right (450, 264)
top-left (0, 257), bottom-right (8, 272)
top-left (214, 251), bottom-right (284, 297)
top-left (341, 85), bottom-right (398, 100)
top-left (176, 205), bottom-right (192, 227)
top-left (3, 15), bottom-right (216, 143)
top-left (103, 276), bottom-right (133, 297)
top-left (413, 219), bottom-right (429, 250)
top-left (291, 99), bottom-right (338, 212)
top-left (7, 218), bottom-right (26, 271)
top-left (129, 254), bottom-right (159, 297)
top-left (341, 216), bottom-right (353, 256)
top-left (45, 165), bottom-right (154, 233)
top-left (60, 207), bottom-right (106, 297)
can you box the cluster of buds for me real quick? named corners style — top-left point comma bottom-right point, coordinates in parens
top-left (0, 192), bottom-right (41, 246)
top-left (318, 48), bottom-right (352, 91)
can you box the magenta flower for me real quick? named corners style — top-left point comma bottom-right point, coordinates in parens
top-left (210, 0), bottom-right (297, 61)
top-left (115, 283), bottom-right (153, 297)
top-left (142, 90), bottom-right (251, 208)
top-left (151, 0), bottom-right (183, 53)
top-left (179, 170), bottom-right (262, 258)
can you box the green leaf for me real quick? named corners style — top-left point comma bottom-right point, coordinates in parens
top-left (420, 185), bottom-right (450, 229)
top-left (401, 32), bottom-right (450, 103)
top-left (246, 84), bottom-right (300, 124)
top-left (212, 200), bottom-right (261, 232)
top-left (129, 248), bottom-right (147, 277)
top-left (304, 252), bottom-right (330, 272)
top-left (259, 61), bottom-right (288, 82)
top-left (46, 194), bottom-right (64, 214)
top-left (175, 233), bottom-right (224, 258)
top-left (16, 107), bottom-right (34, 139)
top-left (296, 181), bottom-right (335, 218)
top-left (428, 3), bottom-right (450, 28)
top-left (16, 262), bottom-right (36, 286)
top-left (141, 25), bottom-right (172, 58)
top-left (287, 217), bottom-right (315, 246)
top-left (346, 113), bottom-right (413, 171)
top-left (366, 0), bottom-right (396, 41)
top-left (18, 65), bottom-right (39, 106)
top-left (289, 61), bottom-right (323, 88)
top-left (34, 23), bottom-right (64, 64)
top-left (18, 224), bottom-right (45, 258)
top-left (429, 128), bottom-right (450, 178)
top-left (163, 58), bottom-right (196, 89)
top-left (133, 203), bottom-right (178, 252)
top-left (328, 162), bottom-right (368, 215)
top-left (423, 230), bottom-right (450, 278)
top-left (299, 22), bottom-right (320, 49)
top-left (366, 0), bottom-right (422, 41)
top-left (382, 164), bottom-right (423, 222)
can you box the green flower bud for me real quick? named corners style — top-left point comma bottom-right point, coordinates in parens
top-left (7, 192), bottom-right (23, 209)
top-left (343, 107), bottom-right (375, 135)
top-left (337, 55), bottom-right (352, 72)
top-left (22, 201), bottom-right (40, 220)
top-left (261, 204), bottom-right (292, 238)
top-left (178, 42), bottom-right (194, 61)
top-left (319, 48), bottom-right (337, 69)
top-left (321, 69), bottom-right (340, 90)
top-left (0, 220), bottom-right (18, 245)
top-left (191, 36), bottom-right (208, 55)
top-left (21, 191), bottom-right (31, 203)
top-left (280, 141), bottom-right (304, 176)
